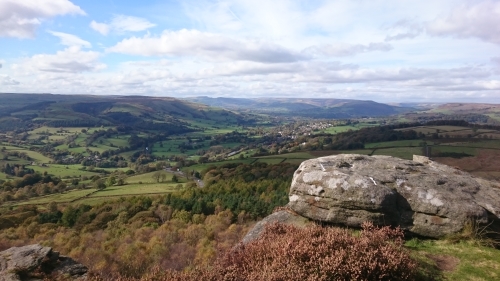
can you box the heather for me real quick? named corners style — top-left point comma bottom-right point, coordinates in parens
top-left (90, 222), bottom-right (419, 281)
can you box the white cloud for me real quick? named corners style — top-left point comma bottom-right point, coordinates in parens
top-left (385, 19), bottom-right (423, 41)
top-left (90, 15), bottom-right (155, 35)
top-left (111, 15), bottom-right (156, 32)
top-left (90, 20), bottom-right (110, 36)
top-left (48, 31), bottom-right (91, 48)
top-left (19, 46), bottom-right (105, 73)
top-left (3, 0), bottom-right (500, 103)
top-left (0, 0), bottom-right (85, 38)
top-left (305, 42), bottom-right (393, 57)
top-left (107, 29), bottom-right (307, 63)
top-left (0, 75), bottom-right (20, 85)
top-left (427, 0), bottom-right (500, 45)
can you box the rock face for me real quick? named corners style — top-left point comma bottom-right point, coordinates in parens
top-left (0, 244), bottom-right (88, 281)
top-left (288, 154), bottom-right (500, 238)
top-left (241, 210), bottom-right (312, 245)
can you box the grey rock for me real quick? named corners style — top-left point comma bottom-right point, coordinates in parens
top-left (0, 244), bottom-right (88, 281)
top-left (241, 210), bottom-right (312, 244)
top-left (288, 154), bottom-right (500, 238)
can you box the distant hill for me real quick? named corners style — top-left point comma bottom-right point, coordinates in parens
top-left (185, 97), bottom-right (412, 118)
top-left (399, 102), bottom-right (500, 125)
top-left (0, 93), bottom-right (250, 132)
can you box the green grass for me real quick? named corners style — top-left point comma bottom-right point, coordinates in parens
top-left (0, 155), bottom-right (31, 165)
top-left (21, 150), bottom-right (53, 163)
top-left (365, 140), bottom-right (432, 149)
top-left (0, 172), bottom-right (8, 180)
top-left (31, 164), bottom-right (99, 178)
top-left (13, 189), bottom-right (95, 206)
top-left (372, 147), bottom-right (423, 159)
top-left (442, 140), bottom-right (500, 149)
top-left (259, 152), bottom-right (314, 159)
top-left (151, 139), bottom-right (208, 157)
top-left (254, 158), bottom-right (285, 164)
top-left (431, 145), bottom-right (478, 156)
top-left (338, 149), bottom-right (374, 155)
top-left (397, 127), bottom-right (437, 134)
top-left (105, 137), bottom-right (129, 147)
top-left (126, 171), bottom-right (183, 184)
top-left (425, 126), bottom-right (470, 132)
top-left (87, 183), bottom-right (179, 197)
top-left (438, 130), bottom-right (475, 138)
top-left (322, 125), bottom-right (360, 134)
top-left (407, 239), bottom-right (500, 280)
top-left (282, 158), bottom-right (307, 165)
top-left (189, 158), bottom-right (255, 172)
top-left (220, 142), bottom-right (245, 149)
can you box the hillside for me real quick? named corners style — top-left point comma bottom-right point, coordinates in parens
top-left (185, 97), bottom-right (411, 118)
top-left (0, 94), bottom-right (251, 131)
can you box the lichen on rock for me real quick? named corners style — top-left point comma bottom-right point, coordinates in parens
top-left (287, 154), bottom-right (500, 238)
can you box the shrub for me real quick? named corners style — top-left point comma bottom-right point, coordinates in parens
top-left (94, 222), bottom-right (418, 281)
top-left (196, 222), bottom-right (419, 281)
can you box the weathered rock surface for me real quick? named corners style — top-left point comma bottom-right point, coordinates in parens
top-left (0, 244), bottom-right (88, 281)
top-left (241, 210), bottom-right (312, 244)
top-left (288, 154), bottom-right (500, 238)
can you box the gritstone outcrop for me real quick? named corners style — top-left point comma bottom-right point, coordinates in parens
top-left (0, 244), bottom-right (88, 281)
top-left (287, 154), bottom-right (500, 238)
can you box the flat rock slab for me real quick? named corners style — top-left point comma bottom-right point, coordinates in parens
top-left (288, 154), bottom-right (500, 238)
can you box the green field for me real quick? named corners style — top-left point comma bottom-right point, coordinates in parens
top-left (1, 145), bottom-right (53, 163)
top-left (431, 145), bottom-right (478, 156)
top-left (126, 170), bottom-right (184, 184)
top-left (365, 140), bottom-right (432, 149)
top-left (442, 140), bottom-right (500, 149)
top-left (322, 125), bottom-right (360, 134)
top-left (254, 158), bottom-right (285, 164)
top-left (397, 127), bottom-right (438, 135)
top-left (338, 149), bottom-right (374, 155)
top-left (282, 158), bottom-right (307, 165)
top-left (189, 158), bottom-right (255, 172)
top-left (372, 147), bottom-right (423, 159)
top-left (408, 239), bottom-right (500, 280)
top-left (105, 137), bottom-right (129, 147)
top-left (86, 183), bottom-right (178, 197)
top-left (0, 173), bottom-right (9, 180)
top-left (425, 126), bottom-right (470, 132)
top-left (12, 189), bottom-right (95, 206)
top-left (31, 164), bottom-right (99, 178)
top-left (258, 152), bottom-right (314, 159)
top-left (0, 155), bottom-right (31, 165)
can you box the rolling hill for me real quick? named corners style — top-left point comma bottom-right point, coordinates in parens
top-left (185, 97), bottom-right (412, 118)
top-left (0, 93), bottom-right (251, 132)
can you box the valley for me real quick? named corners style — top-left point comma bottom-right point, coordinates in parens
top-left (1, 94), bottom-right (500, 280)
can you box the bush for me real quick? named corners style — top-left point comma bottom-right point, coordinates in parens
top-left (196, 222), bottom-right (419, 281)
top-left (98, 222), bottom-right (419, 281)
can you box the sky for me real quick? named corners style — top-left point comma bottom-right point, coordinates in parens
top-left (1, 0), bottom-right (500, 103)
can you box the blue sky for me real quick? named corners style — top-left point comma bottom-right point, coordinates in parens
top-left (1, 0), bottom-right (500, 103)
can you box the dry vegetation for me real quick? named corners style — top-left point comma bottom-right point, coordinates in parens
top-left (89, 222), bottom-right (419, 281)
top-left (434, 149), bottom-right (500, 181)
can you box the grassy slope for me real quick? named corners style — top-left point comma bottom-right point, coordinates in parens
top-left (408, 239), bottom-right (500, 280)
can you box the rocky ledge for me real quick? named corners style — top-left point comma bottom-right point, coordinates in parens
top-left (286, 154), bottom-right (500, 238)
top-left (0, 244), bottom-right (88, 281)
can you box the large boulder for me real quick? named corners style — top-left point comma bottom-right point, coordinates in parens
top-left (0, 244), bottom-right (88, 281)
top-left (288, 154), bottom-right (500, 238)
